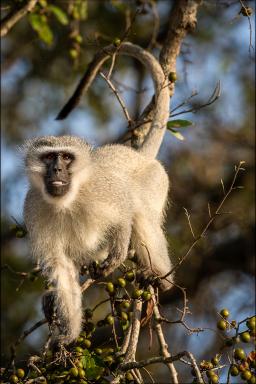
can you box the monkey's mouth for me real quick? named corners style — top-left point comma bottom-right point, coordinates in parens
top-left (50, 181), bottom-right (68, 186)
top-left (45, 179), bottom-right (70, 197)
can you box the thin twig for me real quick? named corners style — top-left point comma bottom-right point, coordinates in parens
top-left (170, 81), bottom-right (221, 117)
top-left (161, 161), bottom-right (245, 280)
top-left (183, 207), bottom-right (196, 238)
top-left (100, 71), bottom-right (132, 125)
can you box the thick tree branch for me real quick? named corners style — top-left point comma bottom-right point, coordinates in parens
top-left (0, 0), bottom-right (38, 37)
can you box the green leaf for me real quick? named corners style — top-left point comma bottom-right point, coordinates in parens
top-left (168, 129), bottom-right (185, 141)
top-left (167, 119), bottom-right (193, 128)
top-left (49, 5), bottom-right (69, 25)
top-left (29, 14), bottom-right (53, 45)
top-left (81, 350), bottom-right (104, 379)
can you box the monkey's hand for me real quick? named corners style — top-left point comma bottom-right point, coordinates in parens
top-left (137, 271), bottom-right (162, 289)
top-left (88, 261), bottom-right (105, 279)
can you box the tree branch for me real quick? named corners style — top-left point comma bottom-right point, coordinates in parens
top-left (0, 0), bottom-right (38, 37)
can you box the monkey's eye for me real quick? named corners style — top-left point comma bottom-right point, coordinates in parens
top-left (42, 153), bottom-right (55, 161)
top-left (62, 153), bottom-right (73, 161)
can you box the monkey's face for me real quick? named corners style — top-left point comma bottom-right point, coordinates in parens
top-left (41, 151), bottom-right (74, 197)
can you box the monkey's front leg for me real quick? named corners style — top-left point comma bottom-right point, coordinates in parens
top-left (89, 225), bottom-right (131, 279)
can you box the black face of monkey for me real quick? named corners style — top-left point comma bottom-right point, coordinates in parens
top-left (41, 152), bottom-right (75, 197)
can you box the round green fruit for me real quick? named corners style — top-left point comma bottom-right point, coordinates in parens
top-left (211, 356), bottom-right (220, 366)
top-left (132, 289), bottom-right (143, 299)
top-left (69, 367), bottom-right (79, 377)
top-left (106, 282), bottom-right (115, 294)
top-left (220, 308), bottom-right (229, 318)
top-left (230, 365), bottom-right (239, 376)
top-left (16, 369), bottom-right (25, 378)
top-left (9, 375), bottom-right (19, 383)
top-left (240, 331), bottom-right (251, 343)
top-left (241, 370), bottom-right (252, 381)
top-left (234, 348), bottom-right (246, 360)
top-left (142, 291), bottom-right (152, 301)
top-left (105, 314), bottom-right (114, 325)
top-left (247, 317), bottom-right (256, 330)
top-left (117, 278), bottom-right (126, 288)
top-left (210, 374), bottom-right (219, 384)
top-left (125, 372), bottom-right (134, 381)
top-left (113, 38), bottom-right (121, 47)
top-left (168, 72), bottom-right (177, 83)
top-left (125, 271), bottom-right (135, 282)
top-left (82, 339), bottom-right (91, 348)
top-left (217, 319), bottom-right (227, 331)
top-left (120, 300), bottom-right (130, 310)
top-left (78, 368), bottom-right (86, 378)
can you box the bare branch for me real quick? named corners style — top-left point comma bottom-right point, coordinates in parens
top-left (149, 286), bottom-right (179, 384)
top-left (170, 81), bottom-right (221, 118)
top-left (161, 161), bottom-right (246, 280)
top-left (0, 0), bottom-right (38, 37)
top-left (100, 71), bottom-right (132, 125)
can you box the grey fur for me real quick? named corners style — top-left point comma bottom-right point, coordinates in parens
top-left (23, 43), bottom-right (173, 344)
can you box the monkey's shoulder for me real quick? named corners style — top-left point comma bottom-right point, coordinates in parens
top-left (92, 144), bottom-right (157, 169)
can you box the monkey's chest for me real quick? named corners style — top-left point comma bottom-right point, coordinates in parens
top-left (60, 216), bottom-right (108, 262)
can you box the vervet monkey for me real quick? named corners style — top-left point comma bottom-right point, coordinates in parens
top-left (23, 42), bottom-right (172, 345)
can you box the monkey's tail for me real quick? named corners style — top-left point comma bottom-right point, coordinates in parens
top-left (56, 42), bottom-right (170, 159)
top-left (45, 256), bottom-right (82, 344)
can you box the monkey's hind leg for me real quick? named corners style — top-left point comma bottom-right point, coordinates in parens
top-left (131, 217), bottom-right (173, 290)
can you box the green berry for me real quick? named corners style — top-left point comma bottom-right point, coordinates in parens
top-left (16, 369), bottom-right (25, 378)
top-left (125, 271), bottom-right (135, 282)
top-left (120, 300), bottom-right (130, 310)
top-left (120, 311), bottom-right (128, 321)
top-left (94, 348), bottom-right (102, 355)
top-left (206, 370), bottom-right (215, 378)
top-left (210, 374), bottom-right (219, 384)
top-left (249, 376), bottom-right (256, 384)
top-left (82, 339), bottom-right (91, 348)
top-left (125, 372), bottom-right (134, 381)
top-left (132, 289), bottom-right (143, 299)
top-left (247, 317), bottom-right (256, 330)
top-left (230, 365), bottom-right (239, 376)
top-left (106, 282), bottom-right (115, 294)
top-left (69, 367), bottom-right (79, 377)
top-left (241, 370), bottom-right (252, 381)
top-left (211, 356), bottom-right (220, 366)
top-left (217, 319), bottom-right (227, 331)
top-left (9, 375), bottom-right (19, 383)
top-left (113, 38), bottom-right (121, 47)
top-left (105, 314), bottom-right (114, 325)
top-left (117, 278), bottom-right (126, 288)
top-left (69, 49), bottom-right (78, 59)
top-left (220, 308), bottom-right (229, 318)
top-left (75, 346), bottom-right (84, 356)
top-left (78, 368), bottom-right (86, 378)
top-left (240, 331), bottom-right (251, 343)
top-left (104, 355), bottom-right (114, 364)
top-left (234, 348), bottom-right (246, 360)
top-left (168, 72), bottom-right (177, 83)
top-left (142, 291), bottom-right (152, 301)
